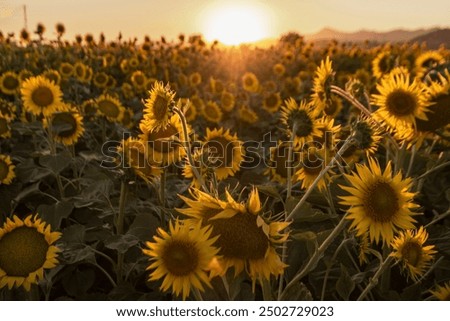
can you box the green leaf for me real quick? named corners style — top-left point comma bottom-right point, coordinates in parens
top-left (127, 213), bottom-right (160, 242)
top-left (336, 264), bottom-right (355, 300)
top-left (62, 267), bottom-right (96, 297)
top-left (255, 184), bottom-right (282, 200)
top-left (104, 234), bottom-right (139, 253)
top-left (39, 153), bottom-right (72, 174)
top-left (289, 201), bottom-right (336, 222)
top-left (15, 158), bottom-right (52, 183)
top-left (37, 201), bottom-right (74, 229)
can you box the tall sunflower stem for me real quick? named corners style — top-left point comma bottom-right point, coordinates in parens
top-left (406, 144), bottom-right (416, 177)
top-left (286, 123), bottom-right (298, 201)
top-left (380, 245), bottom-right (391, 294)
top-left (173, 107), bottom-right (208, 193)
top-left (159, 168), bottom-right (166, 207)
top-left (116, 180), bottom-right (129, 283)
top-left (47, 119), bottom-right (65, 199)
top-left (280, 214), bottom-right (348, 300)
top-left (357, 256), bottom-right (394, 301)
top-left (286, 135), bottom-right (355, 221)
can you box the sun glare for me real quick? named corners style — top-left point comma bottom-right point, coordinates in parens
top-left (202, 3), bottom-right (270, 46)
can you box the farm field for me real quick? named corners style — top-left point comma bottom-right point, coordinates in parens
top-left (0, 25), bottom-right (449, 301)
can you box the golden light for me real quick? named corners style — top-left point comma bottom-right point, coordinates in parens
top-left (202, 2), bottom-right (270, 46)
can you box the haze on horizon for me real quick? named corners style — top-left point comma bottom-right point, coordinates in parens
top-left (0, 0), bottom-right (449, 43)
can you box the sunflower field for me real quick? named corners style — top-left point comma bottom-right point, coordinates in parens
top-left (0, 26), bottom-right (449, 301)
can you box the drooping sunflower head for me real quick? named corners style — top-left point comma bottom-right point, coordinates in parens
top-left (0, 154), bottom-right (15, 185)
top-left (0, 215), bottom-right (61, 291)
top-left (262, 92), bottom-right (282, 113)
top-left (242, 72), bottom-right (260, 93)
top-left (372, 73), bottom-right (431, 132)
top-left (280, 98), bottom-right (322, 148)
top-left (202, 127), bottom-right (244, 181)
top-left (143, 81), bottom-right (176, 131)
top-left (339, 157), bottom-right (418, 244)
top-left (0, 71), bottom-right (21, 96)
top-left (414, 51), bottom-right (446, 79)
top-left (430, 282), bottom-right (450, 301)
top-left (390, 226), bottom-right (436, 281)
top-left (95, 93), bottom-right (125, 122)
top-left (142, 220), bottom-right (219, 300)
top-left (43, 103), bottom-right (85, 146)
top-left (20, 75), bottom-right (63, 117)
top-left (201, 100), bottom-right (223, 123)
top-left (310, 56), bottom-right (335, 116)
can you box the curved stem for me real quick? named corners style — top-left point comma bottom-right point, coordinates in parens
top-left (357, 256), bottom-right (393, 301)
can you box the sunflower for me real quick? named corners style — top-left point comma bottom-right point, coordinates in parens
top-left (139, 114), bottom-right (186, 165)
top-left (295, 148), bottom-right (329, 191)
top-left (390, 226), bottom-right (436, 281)
top-left (182, 98), bottom-right (197, 123)
top-left (0, 154), bottom-right (15, 185)
top-left (92, 72), bottom-right (109, 89)
top-left (372, 51), bottom-right (397, 79)
top-left (0, 99), bottom-right (17, 121)
top-left (95, 93), bottom-right (125, 122)
top-left (238, 105), bottom-right (258, 124)
top-left (352, 117), bottom-right (383, 156)
top-left (42, 69), bottom-right (61, 86)
top-left (142, 220), bottom-right (219, 300)
top-left (262, 92), bottom-right (282, 113)
top-left (273, 63), bottom-right (286, 77)
top-left (177, 188), bottom-right (289, 287)
top-left (73, 61), bottom-right (87, 82)
top-left (309, 116), bottom-right (341, 163)
top-left (0, 113), bottom-right (12, 138)
top-left (280, 98), bottom-right (322, 148)
top-left (430, 282), bottom-right (450, 301)
top-left (209, 77), bottom-right (225, 94)
top-left (415, 51), bottom-right (446, 79)
top-left (323, 96), bottom-right (343, 118)
top-left (202, 100), bottom-right (223, 123)
top-left (339, 157), bottom-right (418, 244)
top-left (0, 71), bottom-right (21, 95)
top-left (43, 104), bottom-right (85, 146)
top-left (130, 70), bottom-right (147, 90)
top-left (189, 72), bottom-right (202, 87)
top-left (372, 73), bottom-right (431, 132)
top-left (310, 57), bottom-right (335, 116)
top-left (121, 108), bottom-right (134, 128)
top-left (202, 127), bottom-right (244, 181)
top-left (143, 81), bottom-right (175, 131)
top-left (220, 91), bottom-right (235, 112)
top-left (0, 215), bottom-right (61, 291)
top-left (242, 72), bottom-right (260, 93)
top-left (20, 75), bottom-right (62, 117)
top-left (116, 137), bottom-right (162, 181)
top-left (265, 140), bottom-right (300, 184)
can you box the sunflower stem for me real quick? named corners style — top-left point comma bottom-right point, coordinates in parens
top-left (357, 256), bottom-right (393, 300)
top-left (406, 144), bottom-right (416, 177)
top-left (380, 245), bottom-right (391, 294)
top-left (159, 168), bottom-right (166, 207)
top-left (173, 106), bottom-right (208, 193)
top-left (47, 118), bottom-right (66, 200)
top-left (286, 123), bottom-right (298, 201)
top-left (280, 214), bottom-right (348, 300)
top-left (116, 179), bottom-right (129, 283)
top-left (286, 135), bottom-right (355, 221)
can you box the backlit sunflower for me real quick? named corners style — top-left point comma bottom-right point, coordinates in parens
top-left (20, 75), bottom-right (62, 117)
top-left (339, 157), bottom-right (418, 244)
top-left (92, 72), bottom-right (109, 89)
top-left (273, 63), bottom-right (286, 77)
top-left (59, 62), bottom-right (74, 79)
top-left (352, 117), bottom-right (383, 156)
top-left (295, 149), bottom-right (329, 191)
top-left (0, 215), bottom-right (61, 291)
top-left (430, 282), bottom-right (450, 301)
top-left (95, 93), bottom-right (125, 122)
top-left (181, 98), bottom-right (197, 122)
top-left (310, 57), bottom-right (335, 117)
top-left (189, 72), bottom-right (202, 87)
top-left (0, 154), bottom-right (15, 185)
top-left (210, 77), bottom-right (225, 94)
top-left (130, 70), bottom-right (147, 90)
top-left (220, 91), bottom-right (235, 112)
top-left (143, 81), bottom-right (175, 131)
top-left (202, 128), bottom-right (244, 181)
top-left (414, 51), bottom-right (445, 79)
top-left (242, 72), bottom-right (260, 93)
top-left (202, 100), bottom-right (223, 123)
top-left (139, 114), bottom-right (186, 165)
top-left (262, 92), bottom-right (282, 113)
top-left (42, 69), bottom-right (61, 86)
top-left (265, 141), bottom-right (300, 184)
top-left (372, 51), bottom-right (397, 79)
top-left (73, 61), bottom-right (87, 82)
top-left (281, 98), bottom-right (322, 148)
top-left (390, 226), bottom-right (436, 281)
top-left (177, 188), bottom-right (289, 287)
top-left (117, 137), bottom-right (162, 181)
top-left (238, 105), bottom-right (258, 124)
top-left (0, 99), bottom-right (17, 121)
top-left (142, 220), bottom-right (219, 300)
top-left (0, 71), bottom-right (21, 95)
top-left (372, 73), bottom-right (431, 132)
top-left (43, 104), bottom-right (85, 146)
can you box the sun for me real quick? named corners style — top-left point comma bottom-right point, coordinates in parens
top-left (202, 2), bottom-right (270, 45)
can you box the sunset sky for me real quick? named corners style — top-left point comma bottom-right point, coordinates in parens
top-left (1, 0), bottom-right (449, 44)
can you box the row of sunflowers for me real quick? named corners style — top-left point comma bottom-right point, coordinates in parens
top-left (0, 25), bottom-right (449, 300)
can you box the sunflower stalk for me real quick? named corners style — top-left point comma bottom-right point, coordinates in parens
top-left (115, 179), bottom-right (129, 282)
top-left (286, 122), bottom-right (298, 201)
top-left (46, 118), bottom-right (65, 199)
top-left (357, 256), bottom-right (394, 301)
top-left (173, 106), bottom-right (208, 193)
top-left (280, 214), bottom-right (348, 300)
top-left (159, 168), bottom-right (166, 207)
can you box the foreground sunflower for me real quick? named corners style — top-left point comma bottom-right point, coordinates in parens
top-left (430, 282), bottom-right (450, 301)
top-left (177, 188), bottom-right (289, 287)
top-left (390, 226), bottom-right (436, 281)
top-left (20, 75), bottom-right (62, 117)
top-left (0, 154), bottom-right (15, 185)
top-left (142, 220), bottom-right (219, 300)
top-left (372, 73), bottom-right (431, 132)
top-left (310, 57), bottom-right (335, 117)
top-left (43, 104), bottom-right (85, 146)
top-left (339, 157), bottom-right (418, 244)
top-left (0, 215), bottom-right (61, 291)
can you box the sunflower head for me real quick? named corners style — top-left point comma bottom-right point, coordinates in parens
top-left (415, 51), bottom-right (446, 79)
top-left (352, 117), bottom-right (383, 156)
top-left (202, 100), bottom-right (223, 123)
top-left (430, 282), bottom-right (450, 301)
top-left (0, 215), bottom-right (61, 291)
top-left (238, 105), bottom-right (259, 124)
top-left (220, 91), bottom-right (235, 112)
top-left (263, 92), bottom-right (282, 113)
top-left (339, 157), bottom-right (418, 244)
top-left (44, 103), bottom-right (85, 146)
top-left (0, 154), bottom-right (15, 185)
top-left (0, 71), bottom-right (21, 96)
top-left (142, 220), bottom-right (219, 300)
top-left (311, 56), bottom-right (335, 116)
top-left (143, 81), bottom-right (176, 131)
top-left (95, 94), bottom-right (125, 122)
top-left (20, 75), bottom-right (63, 117)
top-left (0, 114), bottom-right (11, 139)
top-left (242, 72), bottom-right (260, 93)
top-left (372, 51), bottom-right (397, 79)
top-left (390, 226), bottom-right (436, 281)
